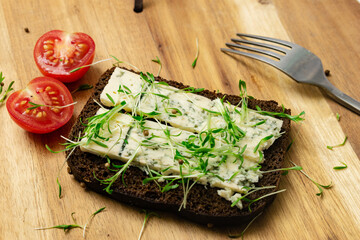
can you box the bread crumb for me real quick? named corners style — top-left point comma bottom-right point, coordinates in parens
top-left (80, 182), bottom-right (86, 188)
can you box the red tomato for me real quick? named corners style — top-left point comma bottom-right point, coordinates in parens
top-left (34, 30), bottom-right (95, 83)
top-left (6, 77), bottom-right (74, 134)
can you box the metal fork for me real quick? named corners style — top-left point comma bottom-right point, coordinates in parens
top-left (221, 33), bottom-right (360, 115)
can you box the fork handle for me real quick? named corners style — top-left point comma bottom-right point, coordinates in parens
top-left (318, 78), bottom-right (360, 115)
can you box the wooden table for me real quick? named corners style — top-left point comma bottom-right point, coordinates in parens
top-left (1, 0), bottom-right (359, 239)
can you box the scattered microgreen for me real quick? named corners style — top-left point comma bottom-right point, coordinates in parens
top-left (71, 84), bottom-right (93, 94)
top-left (151, 56), bottom-right (162, 76)
top-left (289, 160), bottom-right (332, 196)
top-left (261, 165), bottom-right (302, 174)
top-left (110, 55), bottom-right (140, 71)
top-left (106, 93), bottom-right (115, 105)
top-left (253, 135), bottom-right (273, 153)
top-left (336, 113), bottom-right (340, 121)
top-left (285, 139), bottom-right (294, 153)
top-left (238, 80), bottom-right (249, 123)
top-left (46, 134), bottom-right (80, 198)
top-left (27, 101), bottom-right (77, 110)
top-left (333, 162), bottom-right (347, 170)
top-left (35, 207), bottom-right (106, 239)
top-left (255, 106), bottom-right (305, 122)
top-left (95, 147), bottom-right (140, 194)
top-left (247, 189), bottom-right (286, 212)
top-left (179, 87), bottom-right (205, 93)
top-left (69, 58), bottom-right (113, 73)
top-left (231, 186), bottom-right (276, 207)
top-left (250, 119), bottom-right (266, 127)
top-left (228, 212), bottom-right (263, 239)
top-left (327, 136), bottom-right (347, 150)
top-left (192, 38), bottom-right (199, 68)
top-left (0, 72), bottom-right (14, 104)
top-left (138, 210), bottom-right (159, 240)
top-left (215, 98), bottom-right (246, 143)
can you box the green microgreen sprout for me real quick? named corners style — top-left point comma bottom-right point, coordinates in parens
top-left (238, 80), bottom-right (249, 123)
top-left (285, 139), bottom-right (294, 153)
top-left (110, 55), bottom-right (140, 71)
top-left (333, 161), bottom-right (347, 170)
top-left (94, 147), bottom-right (140, 194)
top-left (253, 135), bottom-right (273, 153)
top-left (106, 93), bottom-right (115, 105)
top-left (151, 56), bottom-right (162, 76)
top-left (250, 119), bottom-right (267, 127)
top-left (228, 211), bottom-right (263, 239)
top-left (327, 136), bottom-right (347, 150)
top-left (46, 134), bottom-right (81, 198)
top-left (35, 207), bottom-right (106, 239)
top-left (231, 186), bottom-right (276, 207)
top-left (289, 160), bottom-right (332, 196)
top-left (192, 37), bottom-right (199, 68)
top-left (260, 165), bottom-right (302, 174)
top-left (71, 84), bottom-right (93, 94)
top-left (246, 189), bottom-right (286, 212)
top-left (27, 101), bottom-right (77, 110)
top-left (138, 210), bottom-right (159, 240)
top-left (0, 72), bottom-right (15, 104)
top-left (336, 113), bottom-right (341, 121)
top-left (182, 87), bottom-right (205, 93)
top-left (255, 106), bottom-right (305, 122)
top-left (69, 58), bottom-right (113, 73)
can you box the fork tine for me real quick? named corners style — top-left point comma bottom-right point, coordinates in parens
top-left (221, 47), bottom-right (279, 67)
top-left (231, 38), bottom-right (289, 54)
top-left (225, 42), bottom-right (283, 60)
top-left (237, 33), bottom-right (293, 48)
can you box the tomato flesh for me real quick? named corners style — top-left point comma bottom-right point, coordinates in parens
top-left (34, 30), bottom-right (95, 83)
top-left (6, 77), bottom-right (74, 134)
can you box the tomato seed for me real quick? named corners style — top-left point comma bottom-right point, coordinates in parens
top-left (43, 40), bottom-right (54, 45)
top-left (44, 50), bottom-right (53, 57)
top-left (43, 44), bottom-right (53, 50)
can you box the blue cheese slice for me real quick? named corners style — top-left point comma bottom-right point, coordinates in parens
top-left (100, 67), bottom-right (148, 111)
top-left (139, 84), bottom-right (215, 132)
top-left (80, 110), bottom-right (133, 160)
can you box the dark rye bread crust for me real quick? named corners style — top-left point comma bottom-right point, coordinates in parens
top-left (67, 67), bottom-right (291, 225)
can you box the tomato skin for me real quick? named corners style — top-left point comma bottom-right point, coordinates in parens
top-left (6, 77), bottom-right (74, 134)
top-left (34, 30), bottom-right (95, 83)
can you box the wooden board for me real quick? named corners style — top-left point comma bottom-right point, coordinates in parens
top-left (0, 0), bottom-right (359, 239)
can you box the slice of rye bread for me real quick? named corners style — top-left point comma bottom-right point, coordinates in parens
top-left (67, 67), bottom-right (291, 225)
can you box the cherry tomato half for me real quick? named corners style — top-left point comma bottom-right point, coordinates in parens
top-left (6, 77), bottom-right (74, 134)
top-left (34, 30), bottom-right (95, 83)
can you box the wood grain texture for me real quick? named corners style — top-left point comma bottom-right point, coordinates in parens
top-left (0, 0), bottom-right (359, 239)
